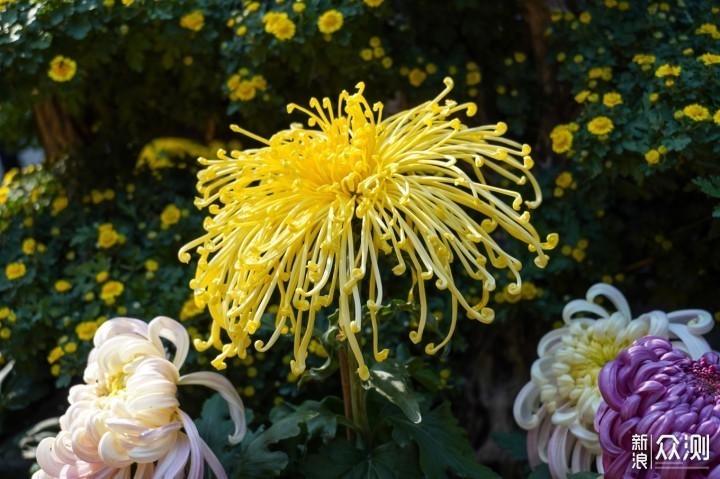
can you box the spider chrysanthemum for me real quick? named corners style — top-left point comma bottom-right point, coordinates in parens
top-left (179, 78), bottom-right (557, 379)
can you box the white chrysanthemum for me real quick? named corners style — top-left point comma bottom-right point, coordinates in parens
top-left (33, 316), bottom-right (246, 479)
top-left (513, 283), bottom-right (713, 478)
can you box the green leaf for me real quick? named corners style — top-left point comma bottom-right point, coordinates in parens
top-left (528, 464), bottom-right (552, 479)
top-left (388, 403), bottom-right (498, 479)
top-left (302, 438), bottom-right (421, 479)
top-left (194, 393), bottom-right (243, 476)
top-left (236, 410), bottom-right (317, 478)
top-left (366, 358), bottom-right (421, 424)
top-left (490, 431), bottom-right (528, 461)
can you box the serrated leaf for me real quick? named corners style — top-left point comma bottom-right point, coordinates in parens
top-left (490, 431), bottom-right (528, 461)
top-left (366, 358), bottom-right (421, 424)
top-left (389, 403), bottom-right (498, 479)
top-left (302, 438), bottom-right (421, 479)
top-left (194, 393), bottom-right (243, 477)
top-left (236, 411), bottom-right (317, 478)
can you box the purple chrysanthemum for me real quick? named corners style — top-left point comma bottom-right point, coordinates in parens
top-left (596, 336), bottom-right (720, 478)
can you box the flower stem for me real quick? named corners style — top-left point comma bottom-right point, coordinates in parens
top-left (346, 345), bottom-right (370, 447)
top-left (338, 347), bottom-right (355, 443)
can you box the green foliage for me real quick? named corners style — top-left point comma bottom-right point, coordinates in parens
top-left (366, 358), bottom-right (422, 424)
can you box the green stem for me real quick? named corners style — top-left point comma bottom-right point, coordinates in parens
top-left (346, 346), bottom-right (370, 447)
top-left (338, 347), bottom-right (355, 443)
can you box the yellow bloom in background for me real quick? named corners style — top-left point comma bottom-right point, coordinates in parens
top-left (51, 196), bottom-right (68, 215)
top-left (180, 297), bottom-right (205, 321)
top-left (75, 321), bottom-right (98, 341)
top-left (0, 327), bottom-right (10, 340)
top-left (579, 11), bottom-right (591, 23)
top-left (145, 259), bottom-right (159, 272)
top-left (655, 64), bottom-right (681, 77)
top-left (574, 90), bottom-right (590, 103)
top-left (549, 125), bottom-right (573, 154)
top-left (100, 280), bottom-right (124, 305)
top-left (602, 92), bottom-right (623, 108)
top-left (699, 53), bottom-right (720, 66)
top-left (645, 149), bottom-right (660, 164)
top-left (293, 2), bottom-right (306, 13)
top-left (97, 223), bottom-right (119, 249)
top-left (408, 68), bottom-right (427, 87)
top-left (121, 0), bottom-right (134, 5)
top-left (683, 103), bottom-right (711, 121)
top-left (714, 110), bottom-right (720, 126)
top-left (587, 116), bottom-right (614, 136)
top-left (5, 262), bottom-right (26, 281)
top-left (555, 172), bottom-right (573, 189)
top-left (54, 280), bottom-right (72, 293)
top-left (466, 71), bottom-right (481, 86)
top-left (48, 56), bottom-right (77, 82)
top-left (632, 53), bottom-right (655, 65)
top-left (318, 9), bottom-right (343, 34)
top-left (64, 342), bottom-right (77, 353)
top-left (364, 0), bottom-right (383, 6)
top-left (96, 270), bottom-right (109, 283)
top-left (180, 78), bottom-right (557, 380)
top-left (696, 23), bottom-right (720, 39)
top-left (47, 346), bottom-right (64, 364)
top-left (360, 48), bottom-right (373, 61)
top-left (180, 10), bottom-right (205, 32)
top-left (22, 238), bottom-right (36, 255)
top-left (160, 204), bottom-right (181, 228)
top-left (0, 307), bottom-right (9, 320)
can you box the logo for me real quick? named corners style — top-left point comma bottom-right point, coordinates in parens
top-left (631, 433), bottom-right (710, 470)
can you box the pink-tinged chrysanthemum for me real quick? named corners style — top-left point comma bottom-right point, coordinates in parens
top-left (596, 336), bottom-right (720, 478)
top-left (33, 316), bottom-right (246, 479)
top-left (513, 283), bottom-right (713, 478)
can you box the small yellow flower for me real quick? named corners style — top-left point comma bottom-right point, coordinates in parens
top-left (632, 54), bottom-right (656, 65)
top-left (22, 238), bottom-right (36, 255)
top-left (683, 104), bottom-right (711, 121)
top-left (605, 0), bottom-right (618, 7)
top-left (180, 297), bottom-right (205, 321)
top-left (572, 248), bottom-right (586, 262)
top-left (100, 281), bottom-right (124, 305)
top-left (52, 196), bottom-right (69, 215)
top-left (145, 259), bottom-right (159, 272)
top-left (48, 346), bottom-right (64, 364)
top-left (270, 15), bottom-right (296, 41)
top-left (64, 342), bottom-right (78, 353)
top-left (645, 149), bottom-right (660, 165)
top-left (55, 280), bottom-right (72, 293)
top-left (381, 57), bottom-right (392, 69)
top-left (231, 80), bottom-right (257, 101)
top-left (649, 93), bottom-right (659, 102)
top-left (699, 53), bottom-right (720, 66)
top-left (587, 116), bottom-right (614, 136)
top-left (364, 0), bottom-right (383, 6)
top-left (317, 9), bottom-right (343, 34)
top-left (91, 189), bottom-right (104, 204)
top-left (574, 90), bottom-right (590, 103)
top-left (48, 56), bottom-right (77, 82)
top-left (235, 25), bottom-right (247, 36)
top-left (97, 223), bottom-right (119, 249)
top-left (466, 71), bottom-right (481, 86)
top-left (579, 12), bottom-right (591, 24)
top-left (408, 68), bottom-right (427, 87)
top-left (50, 364), bottom-right (61, 376)
top-left (602, 92), bottom-right (623, 108)
top-left (96, 270), bottom-right (109, 283)
top-left (0, 327), bottom-right (11, 339)
top-left (655, 64), bottom-right (681, 77)
top-left (5, 262), bottom-right (26, 281)
top-left (425, 62), bottom-right (437, 74)
top-left (180, 10), bottom-right (205, 32)
top-left (76, 321), bottom-right (99, 341)
top-left (160, 204), bottom-right (181, 228)
top-left (246, 1), bottom-right (260, 12)
top-left (0, 307), bottom-right (9, 320)
top-left (556, 172), bottom-right (573, 189)
top-left (293, 2), bottom-right (306, 13)
top-left (550, 125), bottom-right (573, 154)
top-left (360, 48), bottom-right (373, 61)
top-left (696, 23), bottom-right (720, 39)
top-left (714, 110), bottom-right (720, 126)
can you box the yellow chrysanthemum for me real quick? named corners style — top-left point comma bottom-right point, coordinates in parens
top-left (587, 116), bottom-right (614, 136)
top-left (160, 204), bottom-right (181, 228)
top-left (100, 281), bottom-right (124, 305)
top-left (645, 149), bottom-right (660, 164)
top-left (683, 104), bottom-right (711, 121)
top-left (696, 23), bottom-right (720, 39)
top-left (408, 68), bottom-right (427, 87)
top-left (655, 64), bottom-right (681, 78)
top-left (549, 125), bottom-right (574, 154)
top-left (317, 9), bottom-right (343, 34)
top-left (5, 262), bottom-right (26, 281)
top-left (714, 110), bottom-right (720, 126)
top-left (364, 0), bottom-right (383, 6)
top-left (97, 223), bottom-right (119, 249)
top-left (48, 56), bottom-right (77, 83)
top-left (602, 92), bottom-right (623, 108)
top-left (179, 78), bottom-right (557, 380)
top-left (699, 53), bottom-right (720, 65)
top-left (632, 54), bottom-right (655, 65)
top-left (76, 321), bottom-right (99, 341)
top-left (52, 196), bottom-right (69, 215)
top-left (22, 238), bottom-right (36, 255)
top-left (55, 280), bottom-right (72, 293)
top-left (145, 259), bottom-right (159, 272)
top-left (180, 10), bottom-right (204, 32)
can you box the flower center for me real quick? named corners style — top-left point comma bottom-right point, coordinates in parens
top-left (686, 358), bottom-right (720, 401)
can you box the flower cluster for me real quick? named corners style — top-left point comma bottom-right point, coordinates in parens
top-left (514, 283), bottom-right (713, 478)
top-left (34, 316), bottom-right (246, 479)
top-left (181, 78), bottom-right (557, 380)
